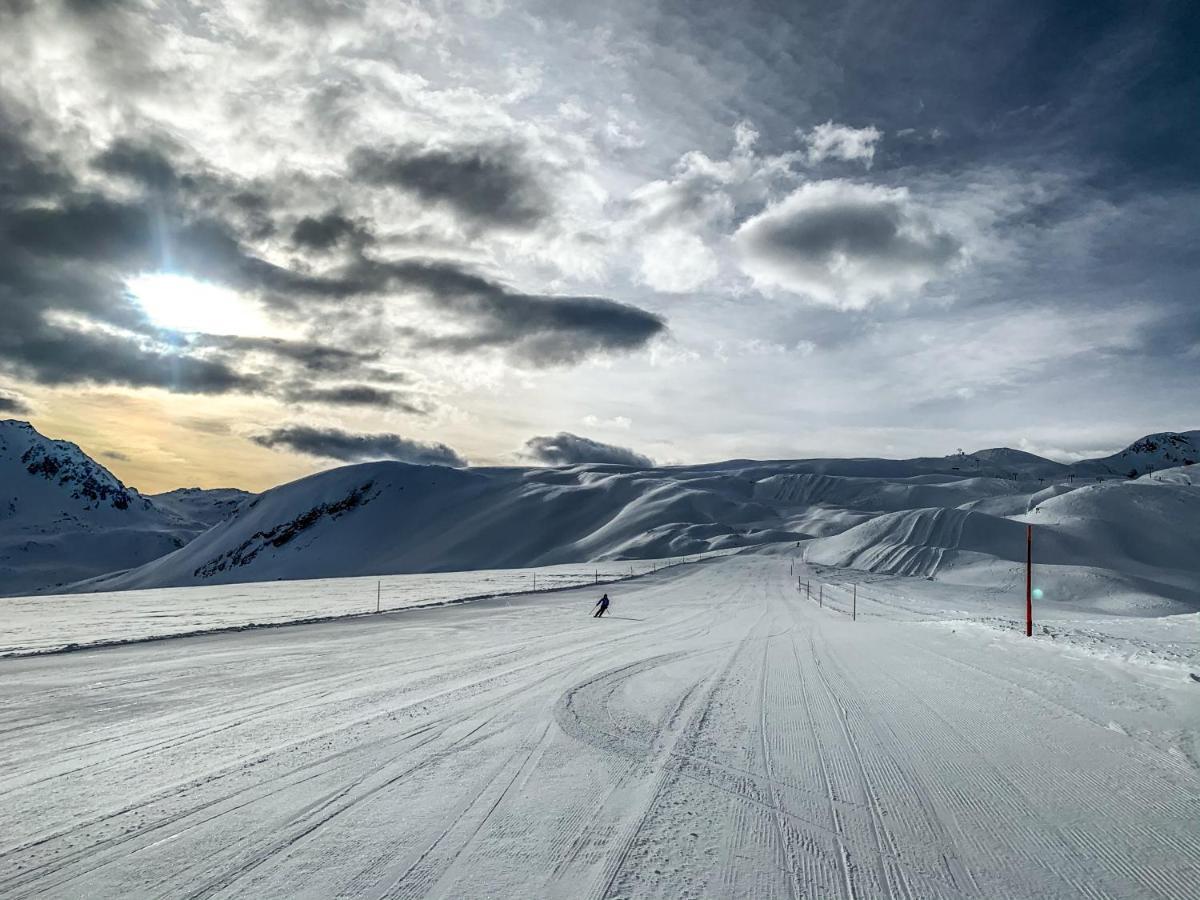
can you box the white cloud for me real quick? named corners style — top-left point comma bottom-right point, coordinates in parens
top-left (583, 414), bottom-right (633, 430)
top-left (802, 121), bottom-right (882, 166)
top-left (637, 229), bottom-right (719, 293)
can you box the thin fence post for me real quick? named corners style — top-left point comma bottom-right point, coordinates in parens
top-left (819, 585), bottom-right (823, 607)
top-left (852, 584), bottom-right (856, 621)
top-left (1026, 524), bottom-right (1033, 637)
top-left (533, 572), bottom-right (537, 591)
top-left (376, 580), bottom-right (381, 614)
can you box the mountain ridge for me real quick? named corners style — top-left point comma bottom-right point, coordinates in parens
top-left (3, 419), bottom-right (1198, 603)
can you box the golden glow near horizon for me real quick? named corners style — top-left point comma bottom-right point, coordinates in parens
top-left (127, 273), bottom-right (281, 337)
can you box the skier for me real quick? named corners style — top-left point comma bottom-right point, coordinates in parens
top-left (593, 593), bottom-right (610, 618)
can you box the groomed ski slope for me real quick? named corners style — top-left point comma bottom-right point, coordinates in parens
top-left (1, 556), bottom-right (1197, 899)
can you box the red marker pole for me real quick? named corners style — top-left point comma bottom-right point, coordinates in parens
top-left (1025, 524), bottom-right (1033, 637)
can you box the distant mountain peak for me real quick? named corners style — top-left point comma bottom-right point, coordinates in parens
top-left (1, 419), bottom-right (139, 513)
top-left (1121, 431), bottom-right (1198, 457)
top-left (1070, 429), bottom-right (1200, 478)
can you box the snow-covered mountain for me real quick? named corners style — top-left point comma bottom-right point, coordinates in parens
top-left (0, 421), bottom-right (246, 595)
top-left (67, 443), bottom-right (1092, 594)
top-left (149, 487), bottom-right (254, 528)
top-left (9, 420), bottom-right (1198, 613)
top-left (1071, 431), bottom-right (1200, 478)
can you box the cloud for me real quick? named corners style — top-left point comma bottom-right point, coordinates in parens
top-left (582, 414), bottom-right (632, 430)
top-left (188, 335), bottom-right (381, 373)
top-left (637, 229), bottom-right (719, 293)
top-left (252, 425), bottom-right (467, 467)
top-left (93, 137), bottom-right (181, 191)
top-left (802, 122), bottom-right (882, 166)
top-left (0, 316), bottom-right (265, 394)
top-left (0, 392), bottom-right (31, 415)
top-left (281, 383), bottom-right (430, 413)
top-left (349, 143), bottom-right (551, 229)
top-left (388, 261), bottom-right (667, 366)
top-left (523, 432), bottom-right (653, 467)
top-left (291, 212), bottom-right (372, 251)
top-left (734, 180), bottom-right (962, 308)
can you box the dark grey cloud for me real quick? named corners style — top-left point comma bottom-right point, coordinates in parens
top-left (523, 432), bottom-right (654, 467)
top-left (386, 261), bottom-right (667, 366)
top-left (102, 449), bottom-right (131, 461)
top-left (0, 111), bottom-right (665, 405)
top-left (744, 196), bottom-right (958, 267)
top-left (189, 335), bottom-right (381, 373)
top-left (0, 392), bottom-right (31, 415)
top-left (291, 211), bottom-right (373, 251)
top-left (0, 113), bottom-right (69, 203)
top-left (0, 318), bottom-right (264, 394)
top-left (0, 124), bottom-right (355, 394)
top-left (350, 143), bottom-right (551, 229)
top-left (93, 137), bottom-right (181, 191)
top-left (0, 171), bottom-right (265, 393)
top-left (734, 181), bottom-right (961, 306)
top-left (252, 425), bottom-right (467, 467)
top-left (282, 384), bottom-right (429, 413)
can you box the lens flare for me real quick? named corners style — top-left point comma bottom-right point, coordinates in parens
top-left (1032, 587), bottom-right (1044, 601)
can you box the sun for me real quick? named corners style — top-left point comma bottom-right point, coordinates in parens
top-left (127, 273), bottom-right (278, 337)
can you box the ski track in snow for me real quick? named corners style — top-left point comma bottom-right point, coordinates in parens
top-left (0, 557), bottom-right (1198, 899)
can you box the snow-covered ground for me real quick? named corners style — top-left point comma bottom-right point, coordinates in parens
top-left (1, 554), bottom-right (1196, 898)
top-left (0, 557), bottom-right (703, 656)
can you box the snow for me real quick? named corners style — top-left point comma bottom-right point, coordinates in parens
top-left (148, 486), bottom-right (255, 527)
top-left (9, 419), bottom-right (1200, 621)
top-left (0, 420), bottom-right (234, 595)
top-left (0, 557), bottom-right (703, 656)
top-left (804, 470), bottom-right (1200, 616)
top-left (1, 554), bottom-right (1196, 898)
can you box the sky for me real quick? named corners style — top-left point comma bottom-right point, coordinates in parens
top-left (0, 0), bottom-right (1197, 493)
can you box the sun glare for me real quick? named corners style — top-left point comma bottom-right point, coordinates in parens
top-left (128, 273), bottom-right (278, 337)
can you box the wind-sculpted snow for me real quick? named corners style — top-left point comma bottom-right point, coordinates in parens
top-left (1, 556), bottom-right (1196, 898)
top-left (193, 481), bottom-right (380, 577)
top-left (9, 420), bottom-right (1200, 615)
top-left (806, 476), bottom-right (1200, 614)
top-left (805, 507), bottom-right (1028, 577)
top-left (753, 471), bottom-right (1018, 512)
top-left (71, 463), bottom-right (801, 592)
top-left (53, 430), bottom-right (1200, 616)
